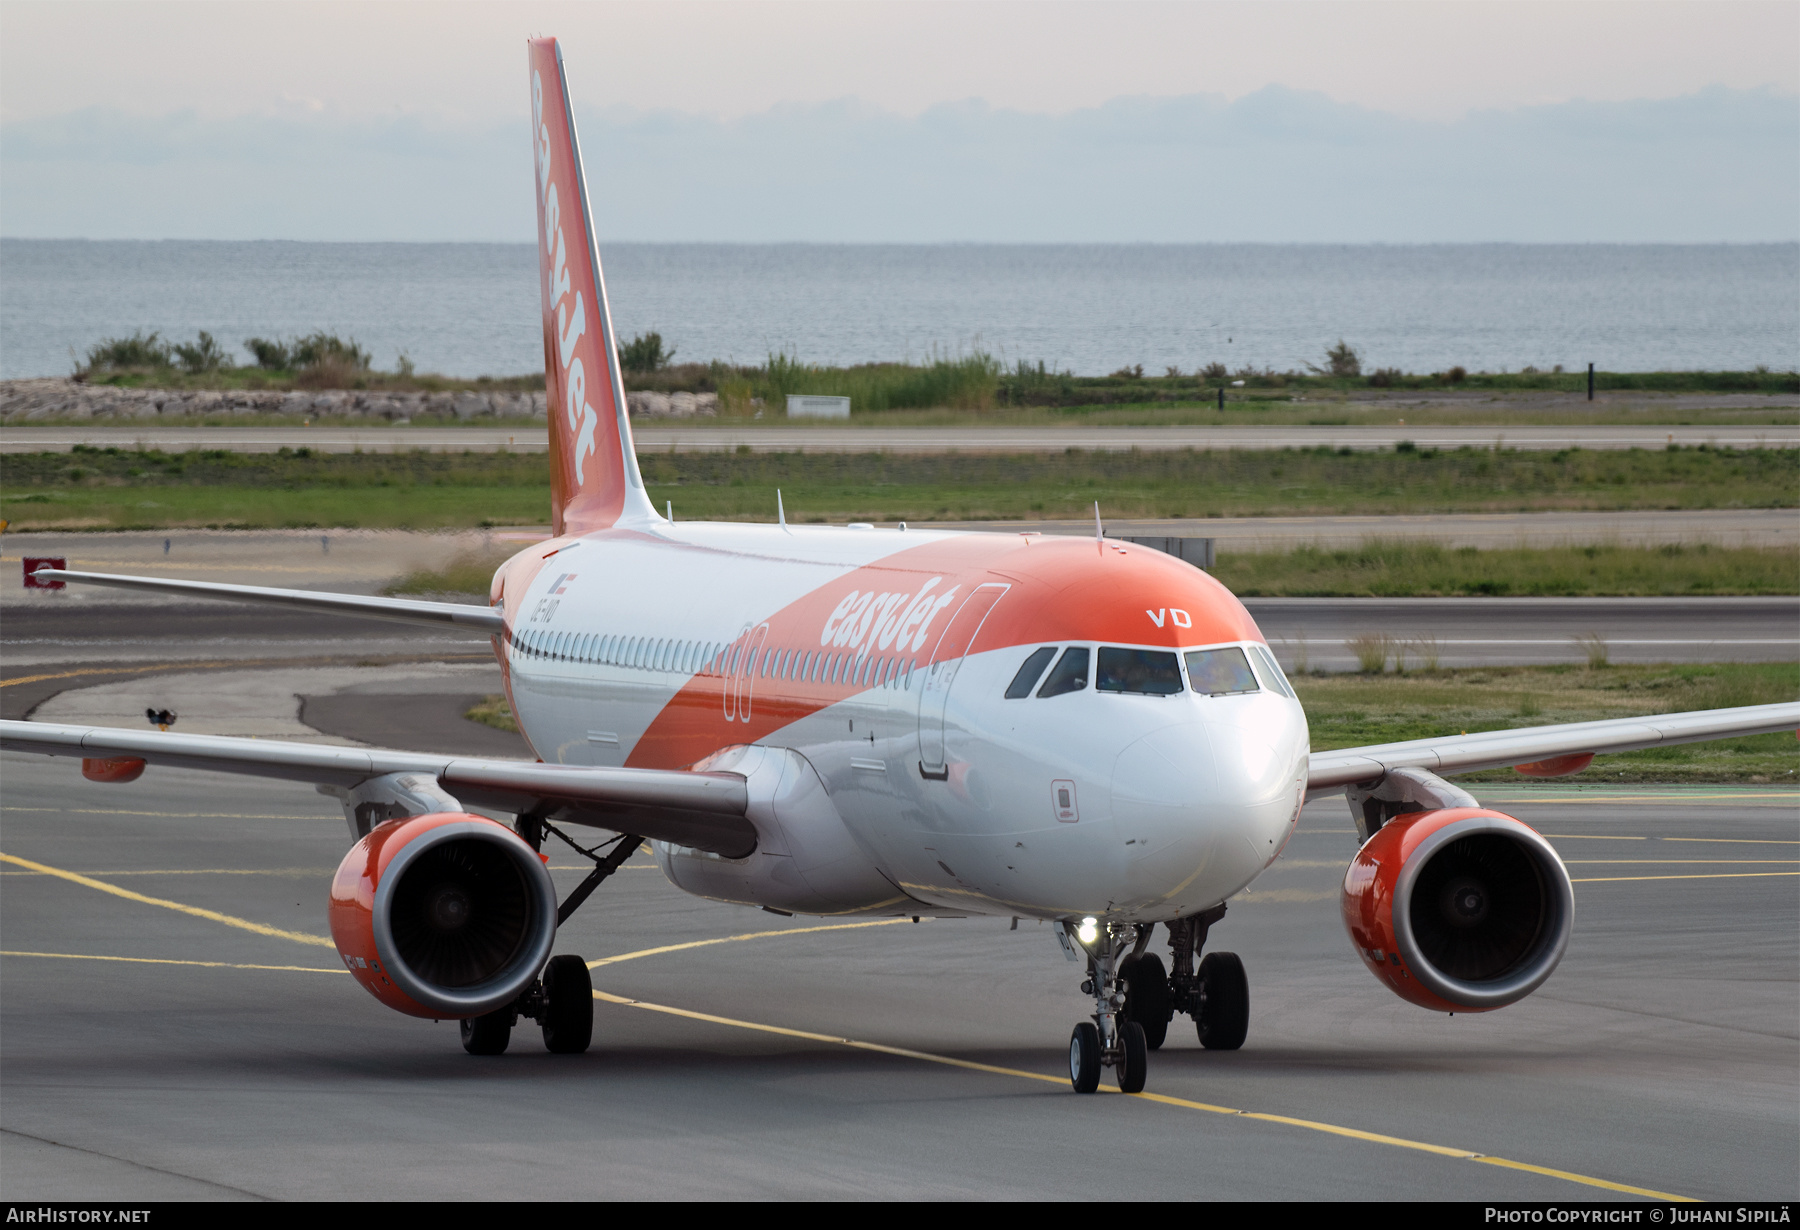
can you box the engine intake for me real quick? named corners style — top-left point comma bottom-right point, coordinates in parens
top-left (329, 813), bottom-right (558, 1019)
top-left (1341, 808), bottom-right (1573, 1012)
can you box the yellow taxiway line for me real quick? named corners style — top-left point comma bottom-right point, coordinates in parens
top-left (0, 849), bottom-right (1709, 1201)
top-left (587, 986), bottom-right (1692, 1202)
top-left (1, 950), bottom-right (345, 974)
top-left (0, 851), bottom-right (335, 947)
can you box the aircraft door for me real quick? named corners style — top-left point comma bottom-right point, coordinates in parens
top-left (727, 622), bottom-right (770, 722)
top-left (916, 583), bottom-right (1009, 779)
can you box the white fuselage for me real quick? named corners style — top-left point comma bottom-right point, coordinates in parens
top-left (498, 519), bottom-right (1310, 925)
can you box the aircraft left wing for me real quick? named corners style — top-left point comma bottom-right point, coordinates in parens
top-left (0, 720), bottom-right (754, 857)
top-left (1307, 701), bottom-right (1800, 794)
top-left (31, 568), bottom-right (505, 634)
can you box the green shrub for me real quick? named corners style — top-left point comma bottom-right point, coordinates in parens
top-left (290, 333), bottom-right (371, 371)
top-left (83, 331), bottom-right (172, 372)
top-left (244, 337), bottom-right (291, 370)
top-left (1324, 340), bottom-right (1361, 378)
top-left (172, 331), bottom-right (231, 374)
top-left (620, 331), bottom-right (674, 372)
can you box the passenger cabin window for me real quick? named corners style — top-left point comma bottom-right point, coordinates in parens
top-left (1096, 647), bottom-right (1183, 695)
top-left (1036, 647), bottom-right (1090, 698)
top-left (1186, 647), bottom-right (1260, 696)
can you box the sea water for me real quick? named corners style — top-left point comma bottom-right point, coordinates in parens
top-left (1, 239), bottom-right (1794, 381)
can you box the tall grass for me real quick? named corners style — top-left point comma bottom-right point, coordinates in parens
top-left (756, 351), bottom-right (1002, 413)
top-left (83, 331), bottom-right (174, 371)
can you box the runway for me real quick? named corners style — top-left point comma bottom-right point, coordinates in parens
top-left (1, 758), bottom-right (1793, 1200)
top-left (4, 422), bottom-right (1798, 454)
top-left (5, 510), bottom-right (1794, 607)
top-left (2, 528), bottom-right (1795, 684)
top-left (4, 594), bottom-right (1792, 711)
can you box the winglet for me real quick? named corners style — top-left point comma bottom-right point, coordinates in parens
top-left (528, 38), bottom-right (659, 535)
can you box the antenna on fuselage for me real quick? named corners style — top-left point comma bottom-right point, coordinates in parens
top-left (777, 489), bottom-right (788, 531)
top-left (1093, 500), bottom-right (1103, 543)
top-left (666, 500), bottom-right (673, 521)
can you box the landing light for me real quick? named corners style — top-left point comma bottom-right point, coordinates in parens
top-left (1077, 917), bottom-right (1099, 945)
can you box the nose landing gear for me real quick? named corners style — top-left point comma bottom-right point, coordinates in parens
top-left (1058, 906), bottom-right (1246, 1091)
top-left (1060, 920), bottom-right (1149, 1093)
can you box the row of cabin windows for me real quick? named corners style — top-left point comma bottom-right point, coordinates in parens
top-left (511, 625), bottom-right (923, 692)
top-left (1004, 643), bottom-right (1296, 701)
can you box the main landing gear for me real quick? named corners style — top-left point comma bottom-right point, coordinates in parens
top-left (1061, 906), bottom-right (1246, 1093)
top-left (459, 818), bottom-right (642, 1057)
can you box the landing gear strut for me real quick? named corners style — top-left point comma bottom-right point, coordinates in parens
top-left (1062, 920), bottom-right (1149, 1094)
top-left (457, 819), bottom-right (640, 1057)
top-left (1166, 906), bottom-right (1248, 1050)
top-left (1059, 906), bottom-right (1248, 1090)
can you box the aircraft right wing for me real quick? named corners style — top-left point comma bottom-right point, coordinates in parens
top-left (1307, 701), bottom-right (1800, 794)
top-left (0, 720), bottom-right (754, 857)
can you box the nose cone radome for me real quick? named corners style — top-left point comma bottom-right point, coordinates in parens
top-left (1110, 708), bottom-right (1306, 912)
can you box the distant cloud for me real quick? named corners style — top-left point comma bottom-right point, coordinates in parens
top-left (3, 86), bottom-right (1794, 242)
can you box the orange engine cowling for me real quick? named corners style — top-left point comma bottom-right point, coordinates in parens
top-left (329, 812), bottom-right (558, 1020)
top-left (1341, 808), bottom-right (1574, 1013)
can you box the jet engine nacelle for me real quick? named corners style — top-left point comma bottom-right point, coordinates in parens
top-left (329, 812), bottom-right (558, 1019)
top-left (1341, 808), bottom-right (1573, 1013)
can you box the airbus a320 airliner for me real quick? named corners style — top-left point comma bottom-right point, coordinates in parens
top-left (6, 39), bottom-right (1795, 1094)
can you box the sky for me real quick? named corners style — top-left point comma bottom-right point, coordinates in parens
top-left (1, 0), bottom-right (1796, 242)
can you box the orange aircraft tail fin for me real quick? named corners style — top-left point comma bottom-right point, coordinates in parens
top-left (528, 38), bottom-right (657, 535)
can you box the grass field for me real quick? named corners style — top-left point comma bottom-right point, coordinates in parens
top-left (3, 444), bottom-right (1794, 530)
top-left (456, 663), bottom-right (1799, 782)
top-left (1293, 662), bottom-right (1799, 783)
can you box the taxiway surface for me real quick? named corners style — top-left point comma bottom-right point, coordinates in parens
top-left (1, 760), bottom-right (1793, 1201)
top-left (3, 539), bottom-right (1795, 1199)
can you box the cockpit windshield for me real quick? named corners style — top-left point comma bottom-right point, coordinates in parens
top-left (1096, 647), bottom-right (1183, 695)
top-left (1185, 646), bottom-right (1260, 696)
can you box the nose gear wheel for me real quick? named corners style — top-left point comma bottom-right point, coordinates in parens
top-left (1063, 920), bottom-right (1159, 1093)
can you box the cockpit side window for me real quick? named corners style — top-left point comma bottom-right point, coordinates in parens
top-left (1036, 647), bottom-right (1090, 698)
top-left (1096, 647), bottom-right (1183, 695)
top-left (1248, 644), bottom-right (1297, 699)
top-left (1005, 646), bottom-right (1058, 698)
top-left (1185, 646), bottom-right (1260, 696)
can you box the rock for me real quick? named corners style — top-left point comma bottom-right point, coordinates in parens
top-left (669, 391), bottom-right (697, 416)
